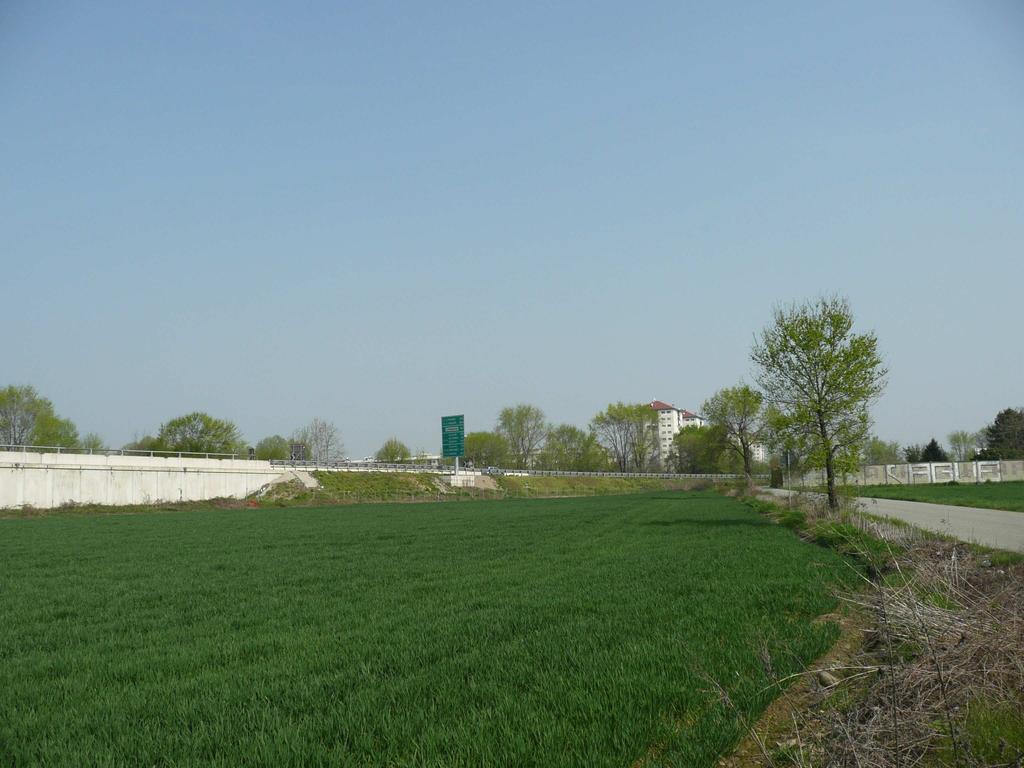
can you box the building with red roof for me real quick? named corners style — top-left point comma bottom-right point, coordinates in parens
top-left (649, 400), bottom-right (706, 466)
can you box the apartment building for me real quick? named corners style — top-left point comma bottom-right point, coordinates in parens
top-left (650, 400), bottom-right (769, 467)
top-left (649, 400), bottom-right (706, 465)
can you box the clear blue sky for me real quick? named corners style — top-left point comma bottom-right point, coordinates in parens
top-left (3, 1), bottom-right (1022, 457)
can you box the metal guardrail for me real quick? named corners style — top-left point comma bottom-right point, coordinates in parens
top-left (0, 444), bottom-right (241, 460)
top-left (269, 458), bottom-right (763, 481)
top-left (489, 468), bottom-right (765, 480)
top-left (0, 445), bottom-right (766, 480)
top-left (272, 459), bottom-right (444, 472)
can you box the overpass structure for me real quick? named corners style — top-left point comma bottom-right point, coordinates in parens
top-left (0, 447), bottom-right (751, 510)
top-left (0, 449), bottom-right (283, 510)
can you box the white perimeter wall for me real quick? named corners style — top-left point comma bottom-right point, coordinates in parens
top-left (792, 459), bottom-right (1024, 487)
top-left (0, 451), bottom-right (285, 510)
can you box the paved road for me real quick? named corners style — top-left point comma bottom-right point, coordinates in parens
top-left (764, 488), bottom-right (1024, 554)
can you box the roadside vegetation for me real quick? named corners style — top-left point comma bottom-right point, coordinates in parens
top-left (257, 471), bottom-right (696, 507)
top-left (853, 481), bottom-right (1024, 513)
top-left (724, 491), bottom-right (1024, 767)
top-left (0, 491), bottom-right (855, 766)
top-left (256, 470), bottom-right (442, 507)
top-left (493, 474), bottom-right (697, 496)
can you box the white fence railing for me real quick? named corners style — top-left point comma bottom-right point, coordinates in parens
top-left (0, 444), bottom-right (241, 460)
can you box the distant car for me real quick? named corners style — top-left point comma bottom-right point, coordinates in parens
top-left (483, 466), bottom-right (504, 476)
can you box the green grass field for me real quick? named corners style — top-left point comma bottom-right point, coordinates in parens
top-left (856, 480), bottom-right (1024, 512)
top-left (0, 491), bottom-right (855, 766)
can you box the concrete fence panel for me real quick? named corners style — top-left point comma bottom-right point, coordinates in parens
top-left (795, 459), bottom-right (1020, 488)
top-left (1003, 460), bottom-right (1024, 481)
top-left (863, 465), bottom-right (887, 485)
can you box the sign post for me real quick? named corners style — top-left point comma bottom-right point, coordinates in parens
top-left (441, 414), bottom-right (465, 477)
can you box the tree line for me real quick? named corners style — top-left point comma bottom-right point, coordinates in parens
top-left (0, 385), bottom-right (343, 461)
top-left (0, 296), bottom-right (887, 514)
top-left (454, 296), bottom-right (889, 514)
top-left (6, 297), bottom-right (1018, 514)
top-left (124, 415), bottom-right (345, 462)
top-left (460, 396), bottom-right (769, 478)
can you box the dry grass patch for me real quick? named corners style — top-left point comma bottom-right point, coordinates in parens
top-left (732, 491), bottom-right (1024, 767)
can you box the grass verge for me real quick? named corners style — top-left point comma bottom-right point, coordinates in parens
top-left (494, 474), bottom-right (700, 496)
top-left (854, 480), bottom-right (1024, 513)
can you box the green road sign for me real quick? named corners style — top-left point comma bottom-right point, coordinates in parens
top-left (441, 414), bottom-right (465, 457)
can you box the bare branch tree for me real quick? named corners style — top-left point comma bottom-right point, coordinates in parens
top-left (591, 402), bottom-right (657, 472)
top-left (293, 417), bottom-right (343, 463)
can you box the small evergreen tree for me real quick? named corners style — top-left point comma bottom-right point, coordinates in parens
top-left (980, 407), bottom-right (1024, 459)
top-left (920, 438), bottom-right (949, 462)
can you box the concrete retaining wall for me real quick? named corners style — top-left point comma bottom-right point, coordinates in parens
top-left (0, 451), bottom-right (285, 510)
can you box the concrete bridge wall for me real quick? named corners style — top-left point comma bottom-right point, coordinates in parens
top-left (0, 451), bottom-right (284, 510)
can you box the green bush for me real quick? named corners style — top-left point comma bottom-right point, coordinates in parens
top-left (776, 508), bottom-right (807, 531)
top-left (810, 521), bottom-right (892, 570)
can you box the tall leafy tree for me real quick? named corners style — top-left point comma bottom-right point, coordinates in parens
top-left (32, 412), bottom-right (80, 448)
top-left (156, 412), bottom-right (244, 455)
top-left (947, 430), bottom-right (980, 462)
top-left (0, 385), bottom-right (37, 445)
top-left (591, 403), bottom-right (632, 472)
top-left (863, 436), bottom-right (901, 465)
top-left (669, 425), bottom-right (727, 474)
top-left (575, 433), bottom-right (610, 472)
top-left (903, 444), bottom-right (924, 463)
top-left (625, 405), bottom-right (658, 472)
top-left (591, 403), bottom-right (657, 472)
top-left (376, 437), bottom-right (411, 463)
top-left (496, 404), bottom-right (547, 468)
top-left (255, 435), bottom-right (290, 460)
top-left (701, 384), bottom-right (764, 486)
top-left (752, 296), bottom-right (887, 511)
top-left (0, 385), bottom-right (79, 448)
top-left (979, 407), bottom-right (1024, 460)
top-left (463, 431), bottom-right (509, 467)
top-left (537, 424), bottom-right (608, 471)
